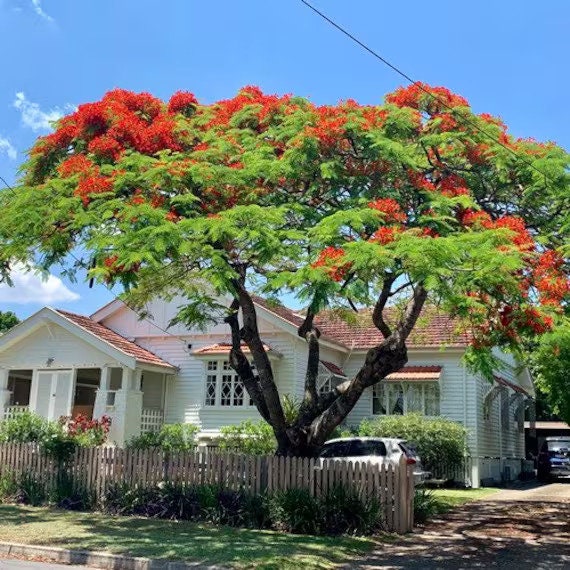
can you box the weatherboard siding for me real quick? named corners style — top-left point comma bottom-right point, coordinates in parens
top-left (0, 324), bottom-right (118, 370)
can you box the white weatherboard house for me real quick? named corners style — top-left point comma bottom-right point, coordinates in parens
top-left (0, 297), bottom-right (534, 487)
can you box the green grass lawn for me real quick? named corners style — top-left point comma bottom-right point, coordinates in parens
top-left (431, 487), bottom-right (500, 511)
top-left (0, 504), bottom-right (375, 570)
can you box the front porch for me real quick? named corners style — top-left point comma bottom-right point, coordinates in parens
top-left (1, 366), bottom-right (171, 446)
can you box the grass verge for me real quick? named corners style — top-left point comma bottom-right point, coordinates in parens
top-left (432, 487), bottom-right (500, 510)
top-left (0, 504), bottom-right (375, 570)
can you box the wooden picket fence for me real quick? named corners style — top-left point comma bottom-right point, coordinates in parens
top-left (0, 443), bottom-right (414, 532)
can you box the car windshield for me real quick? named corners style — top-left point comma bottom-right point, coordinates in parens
top-left (319, 440), bottom-right (387, 458)
top-left (548, 440), bottom-right (570, 453)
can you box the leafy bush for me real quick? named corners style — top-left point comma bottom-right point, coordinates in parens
top-left (0, 411), bottom-right (56, 443)
top-left (0, 412), bottom-right (77, 461)
top-left (126, 423), bottom-right (199, 452)
top-left (0, 472), bottom-right (18, 503)
top-left (59, 414), bottom-right (111, 446)
top-left (218, 420), bottom-right (277, 455)
top-left (320, 485), bottom-right (382, 535)
top-left (413, 487), bottom-right (442, 525)
top-left (16, 471), bottom-right (47, 506)
top-left (268, 488), bottom-right (320, 534)
top-left (358, 413), bottom-right (468, 472)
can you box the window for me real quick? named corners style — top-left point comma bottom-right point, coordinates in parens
top-left (204, 360), bottom-right (253, 407)
top-left (317, 362), bottom-right (345, 395)
top-left (372, 382), bottom-right (440, 416)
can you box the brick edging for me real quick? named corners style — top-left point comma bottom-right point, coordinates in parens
top-left (0, 542), bottom-right (226, 570)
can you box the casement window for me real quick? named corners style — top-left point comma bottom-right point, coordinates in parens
top-left (204, 360), bottom-right (254, 407)
top-left (317, 365), bottom-right (343, 395)
top-left (372, 382), bottom-right (440, 416)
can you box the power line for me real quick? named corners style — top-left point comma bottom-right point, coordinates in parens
top-left (298, 0), bottom-right (553, 185)
top-left (0, 176), bottom-right (190, 347)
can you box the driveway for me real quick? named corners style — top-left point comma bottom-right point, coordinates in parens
top-left (349, 481), bottom-right (570, 569)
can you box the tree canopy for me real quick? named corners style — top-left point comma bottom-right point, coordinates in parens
top-left (0, 311), bottom-right (19, 334)
top-left (0, 84), bottom-right (568, 454)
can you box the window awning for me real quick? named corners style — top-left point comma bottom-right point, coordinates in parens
top-left (192, 342), bottom-right (283, 359)
top-left (319, 360), bottom-right (347, 378)
top-left (494, 375), bottom-right (530, 397)
top-left (384, 366), bottom-right (442, 382)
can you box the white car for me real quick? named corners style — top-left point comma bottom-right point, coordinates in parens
top-left (317, 436), bottom-right (430, 485)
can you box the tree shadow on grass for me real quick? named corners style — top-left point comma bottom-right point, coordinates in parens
top-left (0, 505), bottom-right (374, 569)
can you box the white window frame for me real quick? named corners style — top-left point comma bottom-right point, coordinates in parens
top-left (372, 381), bottom-right (440, 416)
top-left (203, 359), bottom-right (255, 408)
top-left (317, 362), bottom-right (345, 395)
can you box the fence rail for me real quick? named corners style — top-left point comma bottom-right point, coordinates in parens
top-left (2, 406), bottom-right (29, 421)
top-left (0, 443), bottom-right (414, 532)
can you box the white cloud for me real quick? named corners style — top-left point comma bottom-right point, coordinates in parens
top-left (0, 136), bottom-right (16, 160)
top-left (13, 92), bottom-right (74, 132)
top-left (0, 264), bottom-right (80, 304)
top-left (30, 0), bottom-right (53, 22)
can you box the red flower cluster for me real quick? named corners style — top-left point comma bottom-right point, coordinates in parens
top-left (386, 83), bottom-right (469, 114)
top-left (533, 250), bottom-right (570, 305)
top-left (368, 198), bottom-right (406, 223)
top-left (312, 246), bottom-right (351, 282)
top-left (206, 85), bottom-right (291, 130)
top-left (60, 414), bottom-right (111, 446)
top-left (168, 91), bottom-right (198, 115)
top-left (370, 226), bottom-right (399, 245)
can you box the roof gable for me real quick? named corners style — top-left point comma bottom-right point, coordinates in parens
top-left (0, 307), bottom-right (175, 371)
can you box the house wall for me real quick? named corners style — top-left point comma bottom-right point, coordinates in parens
top-left (475, 355), bottom-right (526, 483)
top-left (120, 311), bottom-right (301, 439)
top-left (96, 301), bottom-right (529, 482)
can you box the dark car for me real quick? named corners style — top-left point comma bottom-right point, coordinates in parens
top-left (537, 437), bottom-right (570, 481)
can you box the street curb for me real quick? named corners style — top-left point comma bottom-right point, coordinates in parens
top-left (0, 542), bottom-right (227, 570)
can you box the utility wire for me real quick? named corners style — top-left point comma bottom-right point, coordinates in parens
top-left (298, 0), bottom-right (554, 186)
top-left (0, 176), bottom-right (190, 347)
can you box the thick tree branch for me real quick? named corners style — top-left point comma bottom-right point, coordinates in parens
top-left (232, 280), bottom-right (289, 450)
top-left (372, 273), bottom-right (396, 338)
top-left (225, 299), bottom-right (271, 423)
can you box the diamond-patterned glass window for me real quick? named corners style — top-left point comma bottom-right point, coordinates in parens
top-left (205, 374), bottom-right (217, 406)
top-left (204, 360), bottom-right (252, 407)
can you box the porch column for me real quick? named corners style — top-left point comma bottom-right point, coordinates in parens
top-left (93, 365), bottom-right (110, 420)
top-left (0, 368), bottom-right (10, 414)
top-left (110, 368), bottom-right (143, 447)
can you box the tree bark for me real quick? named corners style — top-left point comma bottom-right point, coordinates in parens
top-left (228, 280), bottom-right (428, 457)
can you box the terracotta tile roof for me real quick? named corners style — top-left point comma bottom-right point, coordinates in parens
top-left (385, 365), bottom-right (442, 382)
top-left (494, 375), bottom-right (530, 396)
top-left (192, 341), bottom-right (282, 358)
top-left (320, 360), bottom-right (347, 377)
top-left (313, 307), bottom-right (471, 349)
top-left (55, 310), bottom-right (176, 369)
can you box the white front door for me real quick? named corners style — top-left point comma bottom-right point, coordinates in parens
top-left (32, 370), bottom-right (74, 421)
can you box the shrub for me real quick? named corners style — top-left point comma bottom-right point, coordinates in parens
top-left (320, 485), bottom-right (382, 535)
top-left (17, 471), bottom-right (46, 506)
top-left (0, 411), bottom-right (54, 443)
top-left (268, 488), bottom-right (320, 534)
top-left (126, 423), bottom-right (198, 452)
top-left (358, 413), bottom-right (468, 472)
top-left (59, 414), bottom-right (111, 446)
top-left (0, 472), bottom-right (18, 503)
top-left (218, 420), bottom-right (277, 455)
top-left (413, 487), bottom-right (442, 525)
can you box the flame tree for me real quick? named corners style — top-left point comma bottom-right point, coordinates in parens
top-left (1, 85), bottom-right (568, 455)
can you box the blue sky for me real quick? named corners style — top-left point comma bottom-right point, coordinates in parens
top-left (0, 0), bottom-right (568, 319)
